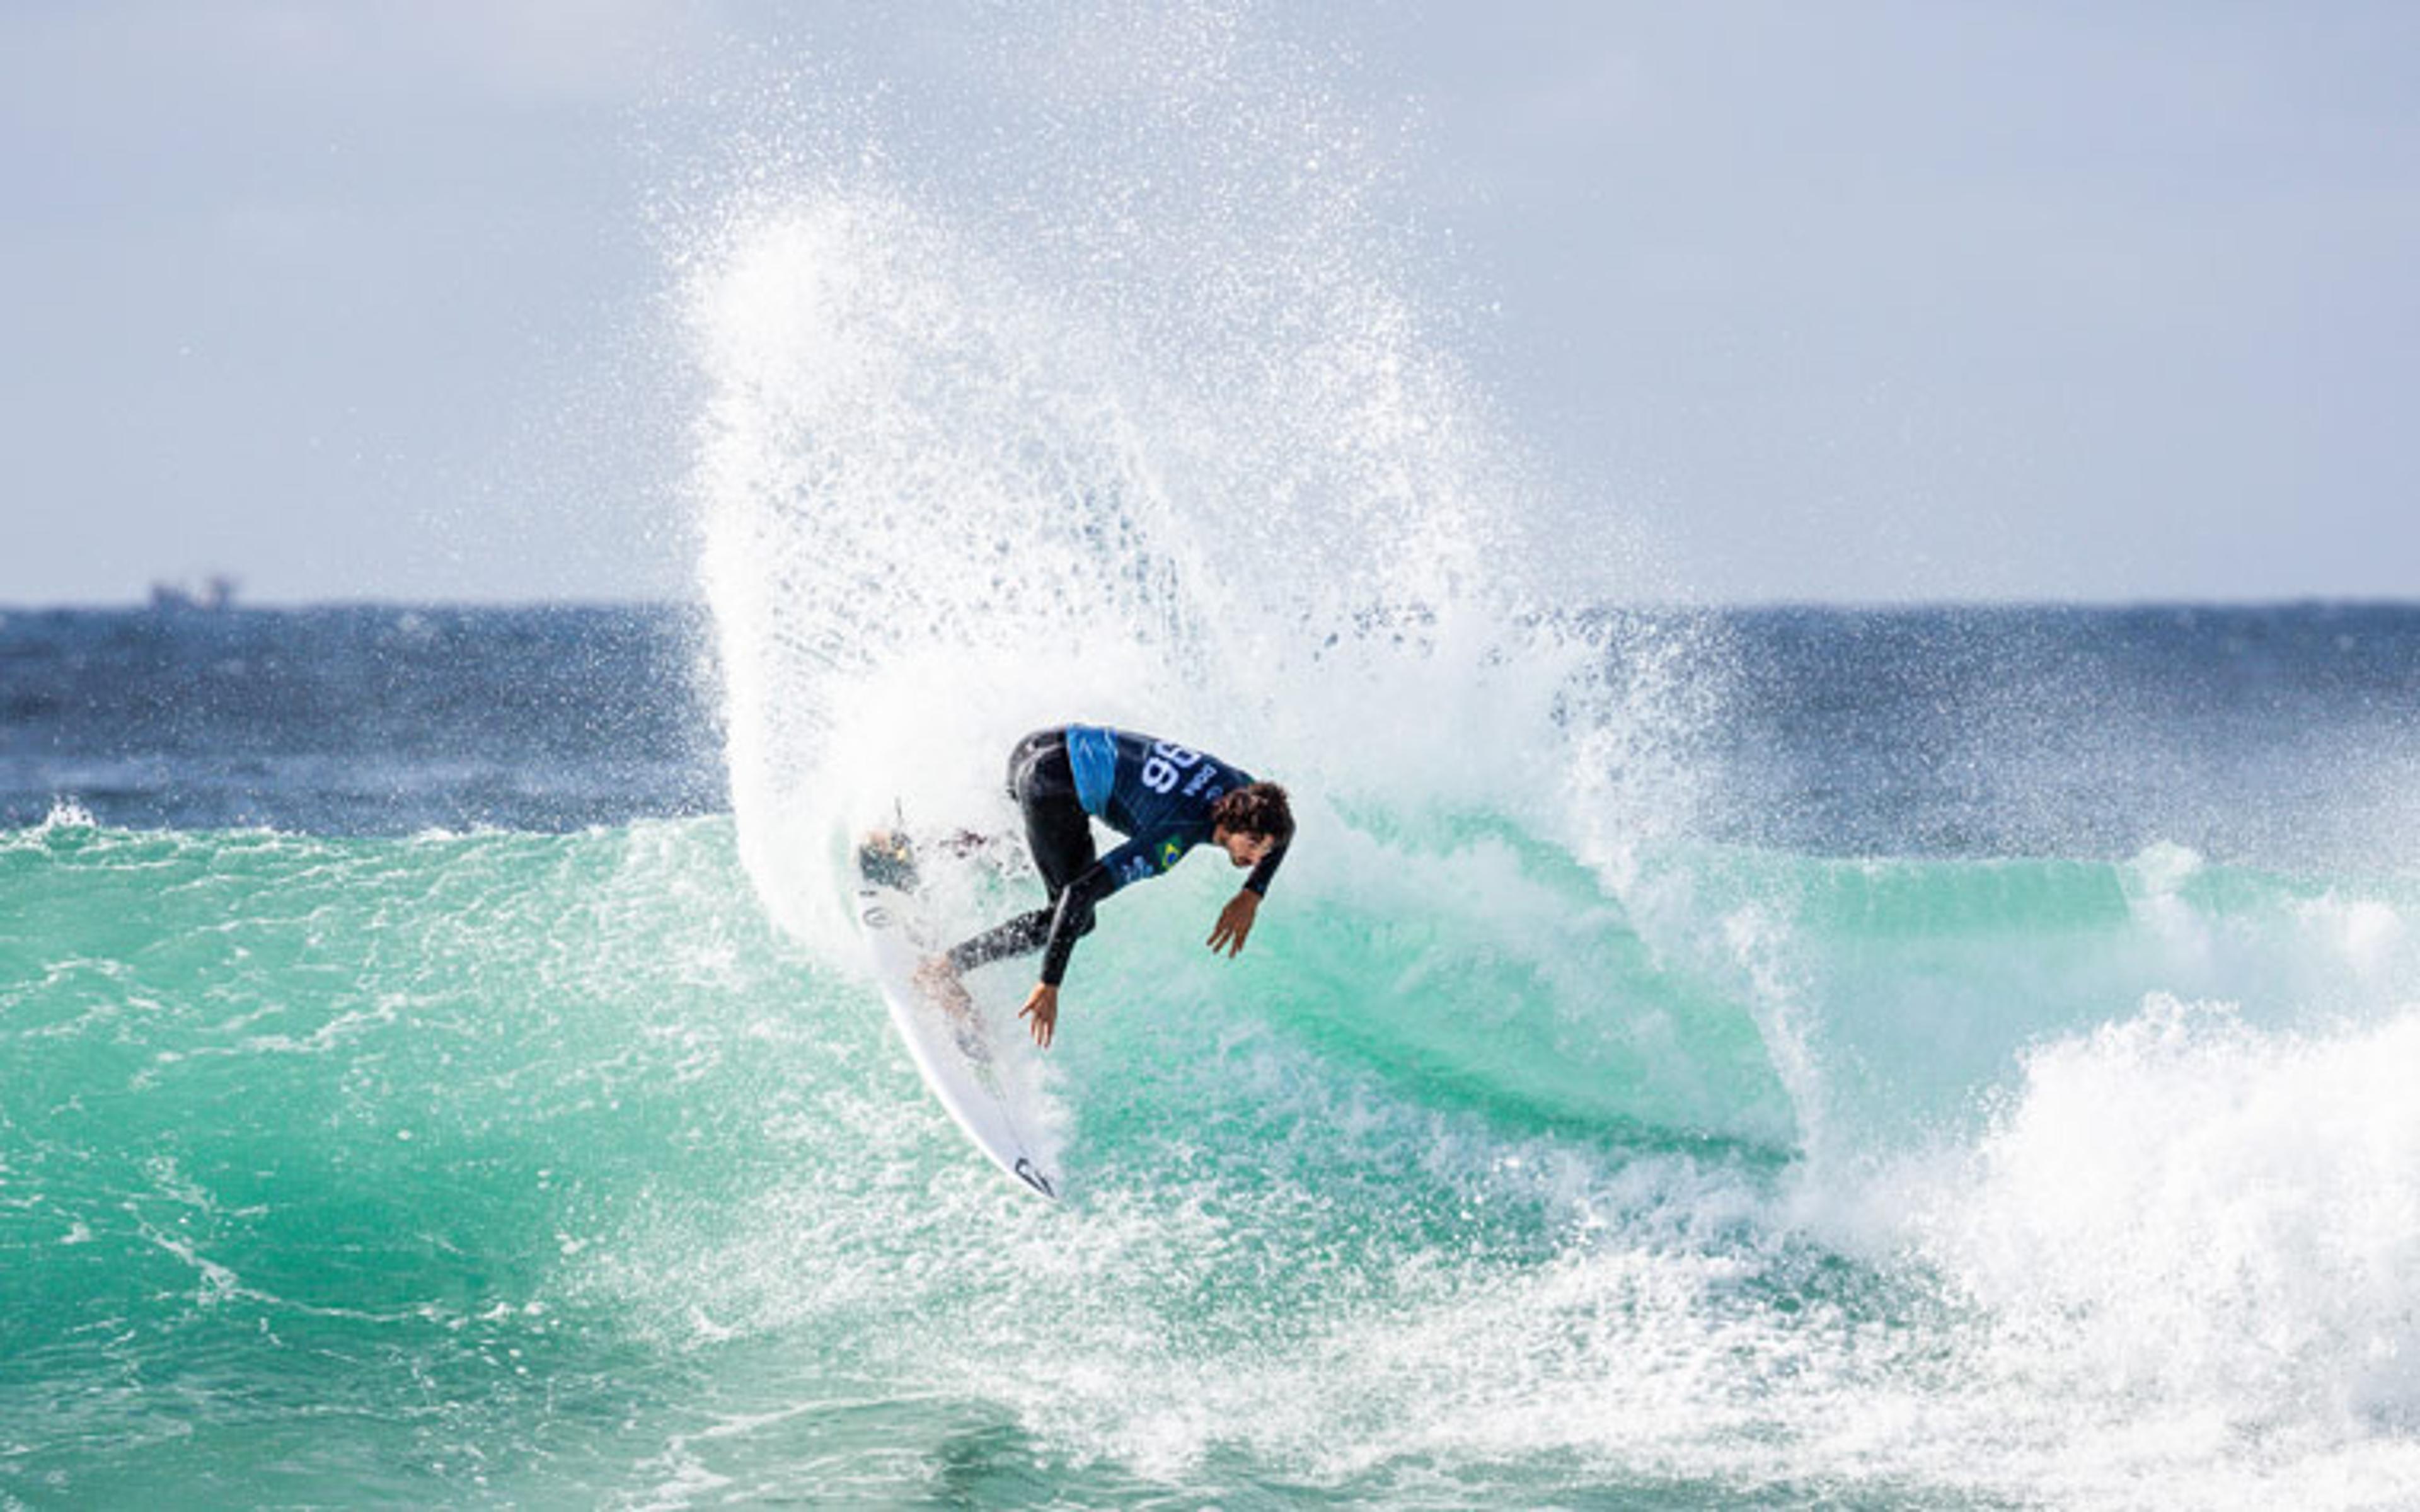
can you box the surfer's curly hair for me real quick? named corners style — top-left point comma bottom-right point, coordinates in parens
top-left (1211, 782), bottom-right (1293, 842)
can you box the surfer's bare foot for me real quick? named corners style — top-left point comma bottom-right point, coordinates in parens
top-left (914, 955), bottom-right (975, 1019)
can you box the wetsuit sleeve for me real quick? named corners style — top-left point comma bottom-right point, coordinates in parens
top-left (1040, 834), bottom-right (1183, 985)
top-left (1242, 839), bottom-right (1288, 898)
top-left (1039, 863), bottom-right (1122, 987)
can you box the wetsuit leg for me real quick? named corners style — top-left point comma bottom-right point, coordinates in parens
top-left (945, 731), bottom-right (1099, 972)
top-left (1011, 732), bottom-right (1097, 894)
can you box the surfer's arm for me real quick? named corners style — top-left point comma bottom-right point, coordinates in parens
top-left (1242, 838), bottom-right (1288, 896)
top-left (1037, 861), bottom-right (1124, 987)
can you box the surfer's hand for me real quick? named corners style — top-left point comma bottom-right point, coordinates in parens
top-left (1018, 982), bottom-right (1059, 1048)
top-left (1208, 890), bottom-right (1260, 957)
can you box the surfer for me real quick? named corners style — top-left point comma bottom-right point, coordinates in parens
top-left (920, 725), bottom-right (1294, 1048)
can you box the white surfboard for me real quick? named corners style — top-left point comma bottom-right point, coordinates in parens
top-left (853, 831), bottom-right (1059, 1200)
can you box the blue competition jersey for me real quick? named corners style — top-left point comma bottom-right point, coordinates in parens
top-left (1064, 726), bottom-right (1279, 896)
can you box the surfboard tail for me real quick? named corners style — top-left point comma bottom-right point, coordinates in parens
top-left (856, 830), bottom-right (920, 891)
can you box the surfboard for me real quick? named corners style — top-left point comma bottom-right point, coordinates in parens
top-left (853, 830), bottom-right (1060, 1200)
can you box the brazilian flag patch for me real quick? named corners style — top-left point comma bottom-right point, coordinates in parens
top-left (1158, 837), bottom-right (1186, 872)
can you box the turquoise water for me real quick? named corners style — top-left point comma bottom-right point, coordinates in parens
top-left (8, 810), bottom-right (2417, 1506)
top-left (11, 5), bottom-right (2420, 1502)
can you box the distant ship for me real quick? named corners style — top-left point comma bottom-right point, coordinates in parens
top-left (148, 575), bottom-right (241, 612)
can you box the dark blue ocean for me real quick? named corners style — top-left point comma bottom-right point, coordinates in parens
top-left (6, 601), bottom-right (2413, 862)
top-left (6, 601), bottom-right (2417, 1508)
top-left (0, 606), bottom-right (719, 835)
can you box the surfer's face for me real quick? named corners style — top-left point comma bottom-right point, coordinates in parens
top-left (1216, 828), bottom-right (1278, 868)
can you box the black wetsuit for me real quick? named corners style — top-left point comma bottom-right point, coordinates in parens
top-left (945, 726), bottom-right (1287, 986)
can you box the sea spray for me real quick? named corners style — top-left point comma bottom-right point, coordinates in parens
top-left (681, 30), bottom-right (1702, 968)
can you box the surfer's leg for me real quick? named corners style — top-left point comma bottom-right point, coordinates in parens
top-left (946, 812), bottom-right (1100, 973)
top-left (944, 787), bottom-right (1098, 971)
top-left (942, 878), bottom-right (1102, 973)
top-left (1006, 732), bottom-right (1097, 896)
top-left (1004, 728), bottom-right (1064, 796)
top-left (944, 906), bottom-right (1055, 971)
top-left (938, 730), bottom-right (1098, 975)
top-left (1023, 796), bottom-right (1095, 898)
top-left (1018, 778), bottom-right (1103, 933)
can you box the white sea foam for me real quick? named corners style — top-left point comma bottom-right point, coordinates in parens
top-left (1912, 995), bottom-right (2420, 1427)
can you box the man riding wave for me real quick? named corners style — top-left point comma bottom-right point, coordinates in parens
top-left (921, 725), bottom-right (1294, 1048)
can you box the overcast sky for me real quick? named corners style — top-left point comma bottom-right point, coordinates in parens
top-left (6, 1), bottom-right (2416, 605)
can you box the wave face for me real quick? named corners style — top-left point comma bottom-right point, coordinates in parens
top-left (6, 814), bottom-right (2419, 1506)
